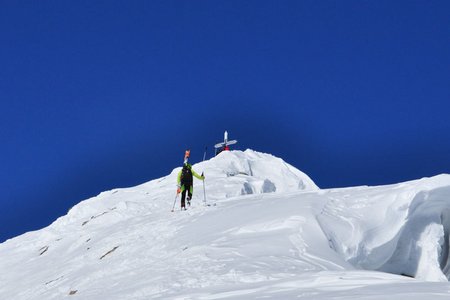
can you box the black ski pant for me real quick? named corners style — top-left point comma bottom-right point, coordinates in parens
top-left (181, 184), bottom-right (192, 208)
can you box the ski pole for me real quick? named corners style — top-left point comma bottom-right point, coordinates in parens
top-left (202, 146), bottom-right (207, 161)
top-left (171, 192), bottom-right (179, 212)
top-left (202, 172), bottom-right (207, 205)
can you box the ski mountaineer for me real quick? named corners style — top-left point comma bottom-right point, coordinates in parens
top-left (177, 150), bottom-right (205, 210)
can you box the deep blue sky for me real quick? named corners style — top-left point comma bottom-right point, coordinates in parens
top-left (1, 1), bottom-right (449, 242)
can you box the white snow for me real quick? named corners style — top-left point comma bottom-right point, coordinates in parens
top-left (1, 149), bottom-right (450, 299)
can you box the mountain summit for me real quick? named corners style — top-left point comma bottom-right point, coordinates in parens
top-left (1, 150), bottom-right (450, 299)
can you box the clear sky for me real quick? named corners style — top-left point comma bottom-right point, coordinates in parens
top-left (1, 0), bottom-right (449, 242)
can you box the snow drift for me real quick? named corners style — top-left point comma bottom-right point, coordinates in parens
top-left (1, 149), bottom-right (450, 299)
top-left (317, 175), bottom-right (450, 282)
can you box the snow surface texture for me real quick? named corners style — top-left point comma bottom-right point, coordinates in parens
top-left (1, 149), bottom-right (450, 299)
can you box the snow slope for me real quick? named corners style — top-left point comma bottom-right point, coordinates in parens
top-left (1, 150), bottom-right (450, 299)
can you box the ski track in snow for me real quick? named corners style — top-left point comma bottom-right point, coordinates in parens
top-left (1, 150), bottom-right (450, 299)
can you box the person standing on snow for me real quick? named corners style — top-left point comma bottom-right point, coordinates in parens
top-left (177, 159), bottom-right (205, 210)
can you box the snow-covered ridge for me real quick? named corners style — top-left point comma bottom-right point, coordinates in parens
top-left (191, 149), bottom-right (319, 197)
top-left (1, 150), bottom-right (450, 299)
top-left (59, 149), bottom-right (318, 225)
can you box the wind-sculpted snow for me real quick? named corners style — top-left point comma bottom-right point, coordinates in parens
top-left (317, 175), bottom-right (450, 282)
top-left (1, 150), bottom-right (450, 299)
